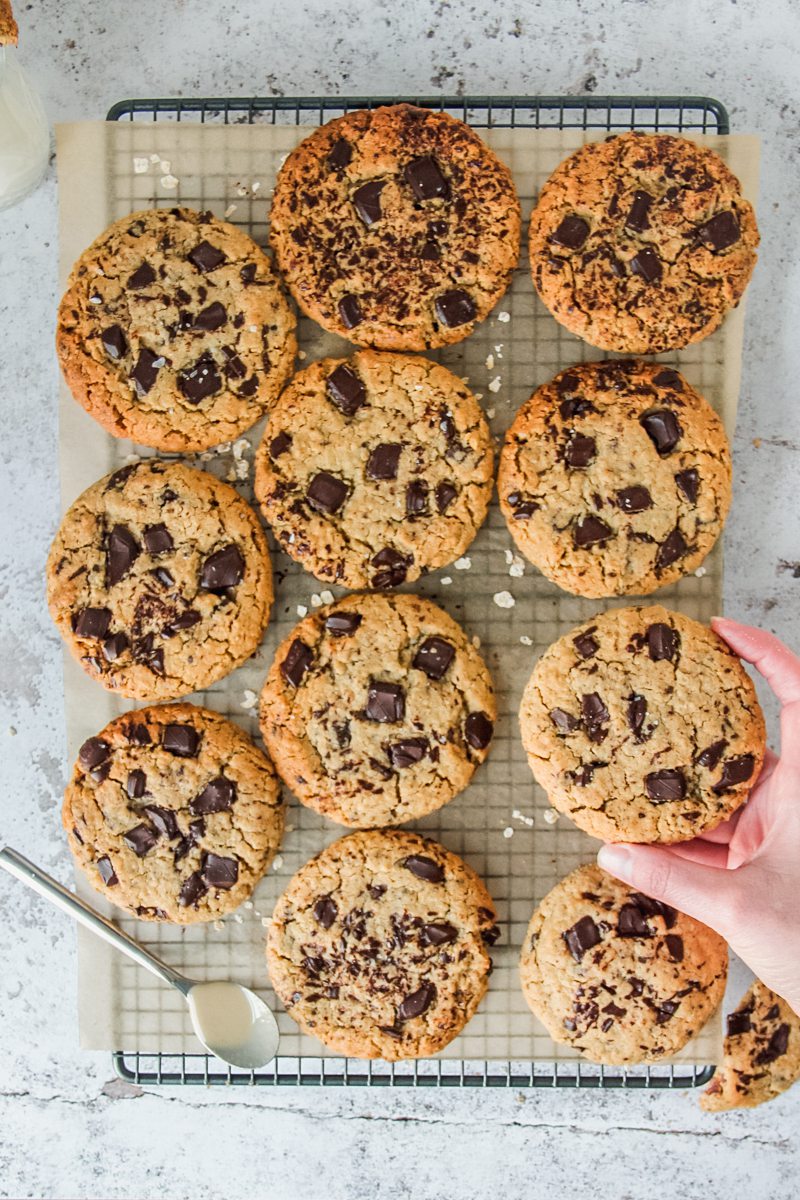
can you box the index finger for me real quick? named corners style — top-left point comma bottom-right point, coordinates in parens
top-left (711, 617), bottom-right (800, 706)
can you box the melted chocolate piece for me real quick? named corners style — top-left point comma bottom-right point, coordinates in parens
top-left (665, 934), bottom-right (684, 962)
top-left (404, 156), bottom-right (449, 200)
top-left (142, 523), bottom-right (173, 554)
top-left (79, 737), bottom-right (110, 770)
top-left (647, 622), bottom-right (678, 662)
top-left (74, 608), bottom-right (112, 639)
top-left (313, 896), bottom-right (338, 929)
top-left (193, 301), bottom-right (227, 331)
top-left (97, 856), bottom-right (118, 886)
top-left (435, 481), bottom-right (458, 514)
top-left (581, 692), bottom-right (609, 742)
top-left (574, 515), bottom-right (612, 548)
top-left (202, 852), bottom-right (239, 890)
top-left (327, 364), bottom-right (366, 416)
top-left (675, 469), bottom-right (699, 503)
top-left (616, 486), bottom-right (652, 513)
top-left (618, 903), bottom-right (651, 937)
top-left (101, 325), bottom-right (128, 361)
top-left (698, 210), bottom-right (740, 251)
top-left (307, 471), bottom-right (348, 515)
top-left (563, 915), bottom-right (601, 961)
top-left (142, 805), bottom-right (180, 840)
top-left (406, 480), bottom-right (429, 517)
top-left (107, 525), bottom-right (140, 586)
top-left (421, 922), bottom-right (457, 947)
top-left (625, 190), bottom-right (653, 232)
top-left (178, 353), bottom-right (222, 403)
top-left (269, 430), bottom-right (292, 459)
top-left (696, 739), bottom-right (727, 770)
top-left (370, 547), bottom-right (409, 589)
top-left (365, 680), bottom-right (404, 723)
top-left (127, 262), bottom-right (156, 289)
top-left (627, 693), bottom-right (647, 736)
top-left (200, 544), bottom-right (244, 590)
top-left (397, 981), bottom-right (437, 1022)
top-left (191, 777), bottom-right (236, 814)
top-left (123, 823), bottom-right (159, 857)
top-left (366, 443), bottom-right (402, 481)
top-left (102, 631), bottom-right (129, 662)
top-left (353, 180), bottom-right (385, 225)
top-left (712, 754), bottom-right (755, 793)
top-left (645, 768), bottom-right (686, 802)
top-left (573, 629), bottom-right (599, 659)
top-left (413, 636), bottom-right (455, 680)
top-left (553, 215), bottom-right (589, 249)
top-left (178, 870), bottom-right (208, 907)
top-left (388, 738), bottom-right (428, 768)
top-left (435, 290), bottom-right (476, 328)
top-left (465, 711), bottom-right (493, 750)
top-left (564, 433), bottom-right (596, 468)
top-left (403, 855), bottom-right (444, 884)
top-left (282, 639), bottom-right (314, 687)
top-left (641, 409), bottom-right (681, 455)
top-left (327, 138), bottom-right (352, 171)
top-left (550, 707), bottom-right (580, 733)
top-left (656, 527), bottom-right (688, 570)
top-left (338, 295), bottom-right (363, 328)
top-left (325, 611), bottom-right (362, 636)
top-left (187, 240), bottom-right (226, 272)
top-left (631, 246), bottom-right (662, 282)
top-left (126, 768), bottom-right (146, 799)
top-left (726, 1010), bottom-right (752, 1038)
top-left (129, 348), bottom-right (162, 397)
top-left (162, 724), bottom-right (200, 757)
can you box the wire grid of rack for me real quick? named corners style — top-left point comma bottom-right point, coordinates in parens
top-left (101, 93), bottom-right (730, 1090)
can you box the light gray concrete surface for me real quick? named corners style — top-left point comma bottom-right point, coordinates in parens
top-left (1, 1), bottom-right (799, 1197)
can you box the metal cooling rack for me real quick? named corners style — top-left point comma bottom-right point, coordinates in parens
top-left (105, 93), bottom-right (727, 1090)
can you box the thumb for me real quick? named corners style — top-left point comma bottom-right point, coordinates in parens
top-left (597, 843), bottom-right (739, 936)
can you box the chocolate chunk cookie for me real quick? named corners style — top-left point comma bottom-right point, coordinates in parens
top-left (253, 350), bottom-right (493, 588)
top-left (46, 460), bottom-right (272, 701)
top-left (529, 132), bottom-right (759, 354)
top-left (701, 980), bottom-right (800, 1111)
top-left (519, 864), bottom-right (727, 1064)
top-left (498, 360), bottom-right (732, 597)
top-left (57, 207), bottom-right (296, 452)
top-left (269, 104), bottom-right (520, 350)
top-left (519, 605), bottom-right (765, 843)
top-left (260, 593), bottom-right (495, 827)
top-left (64, 703), bottom-right (284, 923)
top-left (266, 830), bottom-right (498, 1059)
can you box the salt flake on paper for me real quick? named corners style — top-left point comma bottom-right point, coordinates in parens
top-left (520, 635), bottom-right (533, 646)
top-left (503, 827), bottom-right (514, 839)
top-left (296, 604), bottom-right (308, 617)
top-left (454, 557), bottom-right (471, 570)
top-left (240, 689), bottom-right (258, 710)
top-left (440, 576), bottom-right (453, 585)
top-left (224, 204), bottom-right (238, 218)
top-left (497, 311), bottom-right (511, 323)
top-left (272, 855), bottom-right (284, 871)
top-left (543, 809), bottom-right (559, 825)
top-left (485, 353), bottom-right (495, 370)
top-left (513, 809), bottom-right (535, 827)
top-left (494, 590), bottom-right (515, 609)
top-left (133, 157), bottom-right (149, 174)
top-left (488, 376), bottom-right (502, 394)
top-left (319, 589), bottom-right (335, 605)
top-left (161, 174), bottom-right (179, 190)
top-left (310, 593), bottom-right (323, 608)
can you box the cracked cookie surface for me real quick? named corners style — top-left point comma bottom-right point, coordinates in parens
top-left (260, 593), bottom-right (495, 828)
top-left (269, 104), bottom-right (520, 350)
top-left (253, 349), bottom-right (493, 589)
top-left (46, 460), bottom-right (272, 701)
top-left (528, 132), bottom-right (759, 354)
top-left (701, 979), bottom-right (800, 1111)
top-left (519, 605), bottom-right (765, 843)
top-left (64, 703), bottom-right (284, 924)
top-left (519, 864), bottom-right (727, 1064)
top-left (266, 829), bottom-right (498, 1059)
top-left (57, 207), bottom-right (297, 452)
top-left (498, 359), bottom-right (732, 598)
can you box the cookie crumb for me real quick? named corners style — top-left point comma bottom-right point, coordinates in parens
top-left (298, 350), bottom-right (307, 360)
top-left (493, 590), bottom-right (515, 609)
top-left (472, 635), bottom-right (481, 648)
top-left (454, 557), bottom-right (472, 570)
top-left (486, 406), bottom-right (496, 419)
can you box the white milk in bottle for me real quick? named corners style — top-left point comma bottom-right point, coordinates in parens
top-left (0, 44), bottom-right (49, 211)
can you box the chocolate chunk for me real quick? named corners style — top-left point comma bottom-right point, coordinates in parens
top-left (88, 760), bottom-right (111, 784)
top-left (574, 515), bottom-right (612, 548)
top-left (563, 915), bottom-right (601, 961)
top-left (564, 433), bottom-right (596, 468)
top-left (162, 609), bottom-right (201, 637)
top-left (756, 1023), bottom-right (790, 1064)
top-left (79, 737), bottom-right (110, 770)
top-left (370, 547), bottom-right (409, 589)
top-left (202, 852), bottom-right (239, 890)
top-left (641, 408), bottom-right (681, 455)
top-left (105, 465), bottom-right (136, 491)
top-left (353, 180), bottom-right (385, 225)
top-left (573, 629), bottom-right (599, 659)
top-left (435, 290), bottom-right (476, 328)
top-left (625, 190), bottom-right (653, 232)
top-left (630, 893), bottom-right (677, 929)
top-left (74, 607), bottom-right (112, 639)
top-left (162, 724), bottom-right (200, 757)
top-left (282, 639), bottom-right (314, 687)
top-left (552, 215), bottom-right (589, 249)
top-left (107, 525), bottom-right (140, 586)
top-left (653, 369), bottom-right (684, 391)
top-left (726, 1010), bottom-right (752, 1038)
top-left (656, 526), bottom-right (688, 570)
top-left (130, 348), bottom-right (163, 397)
top-left (388, 738), bottom-right (428, 768)
top-left (559, 396), bottom-right (597, 420)
top-left (269, 431), bottom-right (292, 459)
top-left (193, 301), bottom-right (227, 331)
top-left (142, 523), bottom-right (173, 555)
top-left (435, 481), bottom-right (458, 514)
top-left (631, 246), bottom-right (662, 282)
top-left (403, 854), bottom-right (444, 883)
top-left (127, 262), bottom-right (156, 289)
top-left (618, 903), bottom-right (651, 938)
top-left (102, 631), bottom-right (129, 662)
top-left (327, 138), bottom-right (352, 170)
top-left (712, 754), bottom-right (755, 793)
top-left (126, 768), bottom-right (146, 799)
top-left (142, 805), bottom-right (180, 840)
top-left (627, 694), bottom-right (647, 735)
top-left (149, 566), bottom-right (173, 590)
top-left (134, 640), bottom-right (165, 679)
top-left (191, 777), bottom-right (236, 814)
top-left (101, 325), bottom-right (128, 361)
top-left (200, 544), bottom-right (244, 590)
top-left (327, 364), bottom-right (366, 416)
top-left (368, 884), bottom-right (387, 899)
top-left (655, 1000), bottom-right (679, 1024)
top-left (465, 711), bottom-right (493, 750)
top-left (616, 486), bottom-right (652, 513)
top-left (307, 471), bottom-right (348, 515)
top-left (313, 896), bottom-right (338, 929)
top-left (645, 768), bottom-right (686, 802)
top-left (698, 210), bottom-right (740, 251)
top-left (325, 611), bottom-right (362, 636)
top-left (675, 469), bottom-right (699, 503)
top-left (365, 680), bottom-right (404, 723)
top-left (421, 922), bottom-right (457, 947)
top-left (187, 240), bottom-right (226, 272)
top-left (581, 692), bottom-right (609, 741)
top-left (647, 622), bottom-right (678, 662)
top-left (696, 739), bottom-right (727, 770)
top-left (367, 443), bottom-right (402, 481)
top-left (404, 156), bottom-right (449, 201)
top-left (397, 981), bottom-right (437, 1021)
top-left (123, 823), bottom-right (159, 857)
top-left (413, 636), bottom-right (455, 681)
top-left (97, 856), bottom-right (118, 886)
top-left (178, 353), bottom-right (222, 403)
top-left (665, 934), bottom-right (684, 962)
top-left (550, 707), bottom-right (580, 733)
top-left (178, 870), bottom-right (208, 907)
top-left (406, 480), bottom-right (429, 517)
top-left (338, 294), bottom-right (363, 328)
top-left (124, 722), bottom-right (151, 746)
top-left (420, 239), bottom-right (440, 260)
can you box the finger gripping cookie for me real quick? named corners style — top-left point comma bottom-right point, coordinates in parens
top-left (519, 605), bottom-right (766, 843)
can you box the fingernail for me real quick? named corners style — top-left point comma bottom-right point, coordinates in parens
top-left (597, 844), bottom-right (633, 877)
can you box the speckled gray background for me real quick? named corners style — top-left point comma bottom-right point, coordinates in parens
top-left (1, 1), bottom-right (799, 1197)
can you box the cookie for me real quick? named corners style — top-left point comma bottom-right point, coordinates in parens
top-left (269, 104), bottom-right (520, 350)
top-left (498, 359), bottom-right (732, 598)
top-left (46, 460), bottom-right (272, 701)
top-left (266, 829), bottom-right (498, 1059)
top-left (64, 703), bottom-right (284, 924)
top-left (260, 593), bottom-right (495, 828)
top-left (701, 980), bottom-right (800, 1110)
top-left (57, 207), bottom-right (296, 452)
top-left (519, 605), bottom-right (765, 843)
top-left (254, 350), bottom-right (493, 588)
top-left (0, 0), bottom-right (18, 44)
top-left (528, 132), bottom-right (759, 354)
top-left (519, 863), bottom-right (727, 1064)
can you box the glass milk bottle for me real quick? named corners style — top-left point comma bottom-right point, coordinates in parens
top-left (0, 42), bottom-right (50, 211)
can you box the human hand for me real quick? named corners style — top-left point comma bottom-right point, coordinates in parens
top-left (597, 617), bottom-right (800, 1017)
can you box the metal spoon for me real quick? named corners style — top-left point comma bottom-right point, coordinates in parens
top-left (0, 846), bottom-right (280, 1069)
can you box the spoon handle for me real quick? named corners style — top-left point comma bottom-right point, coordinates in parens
top-left (0, 847), bottom-right (192, 996)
